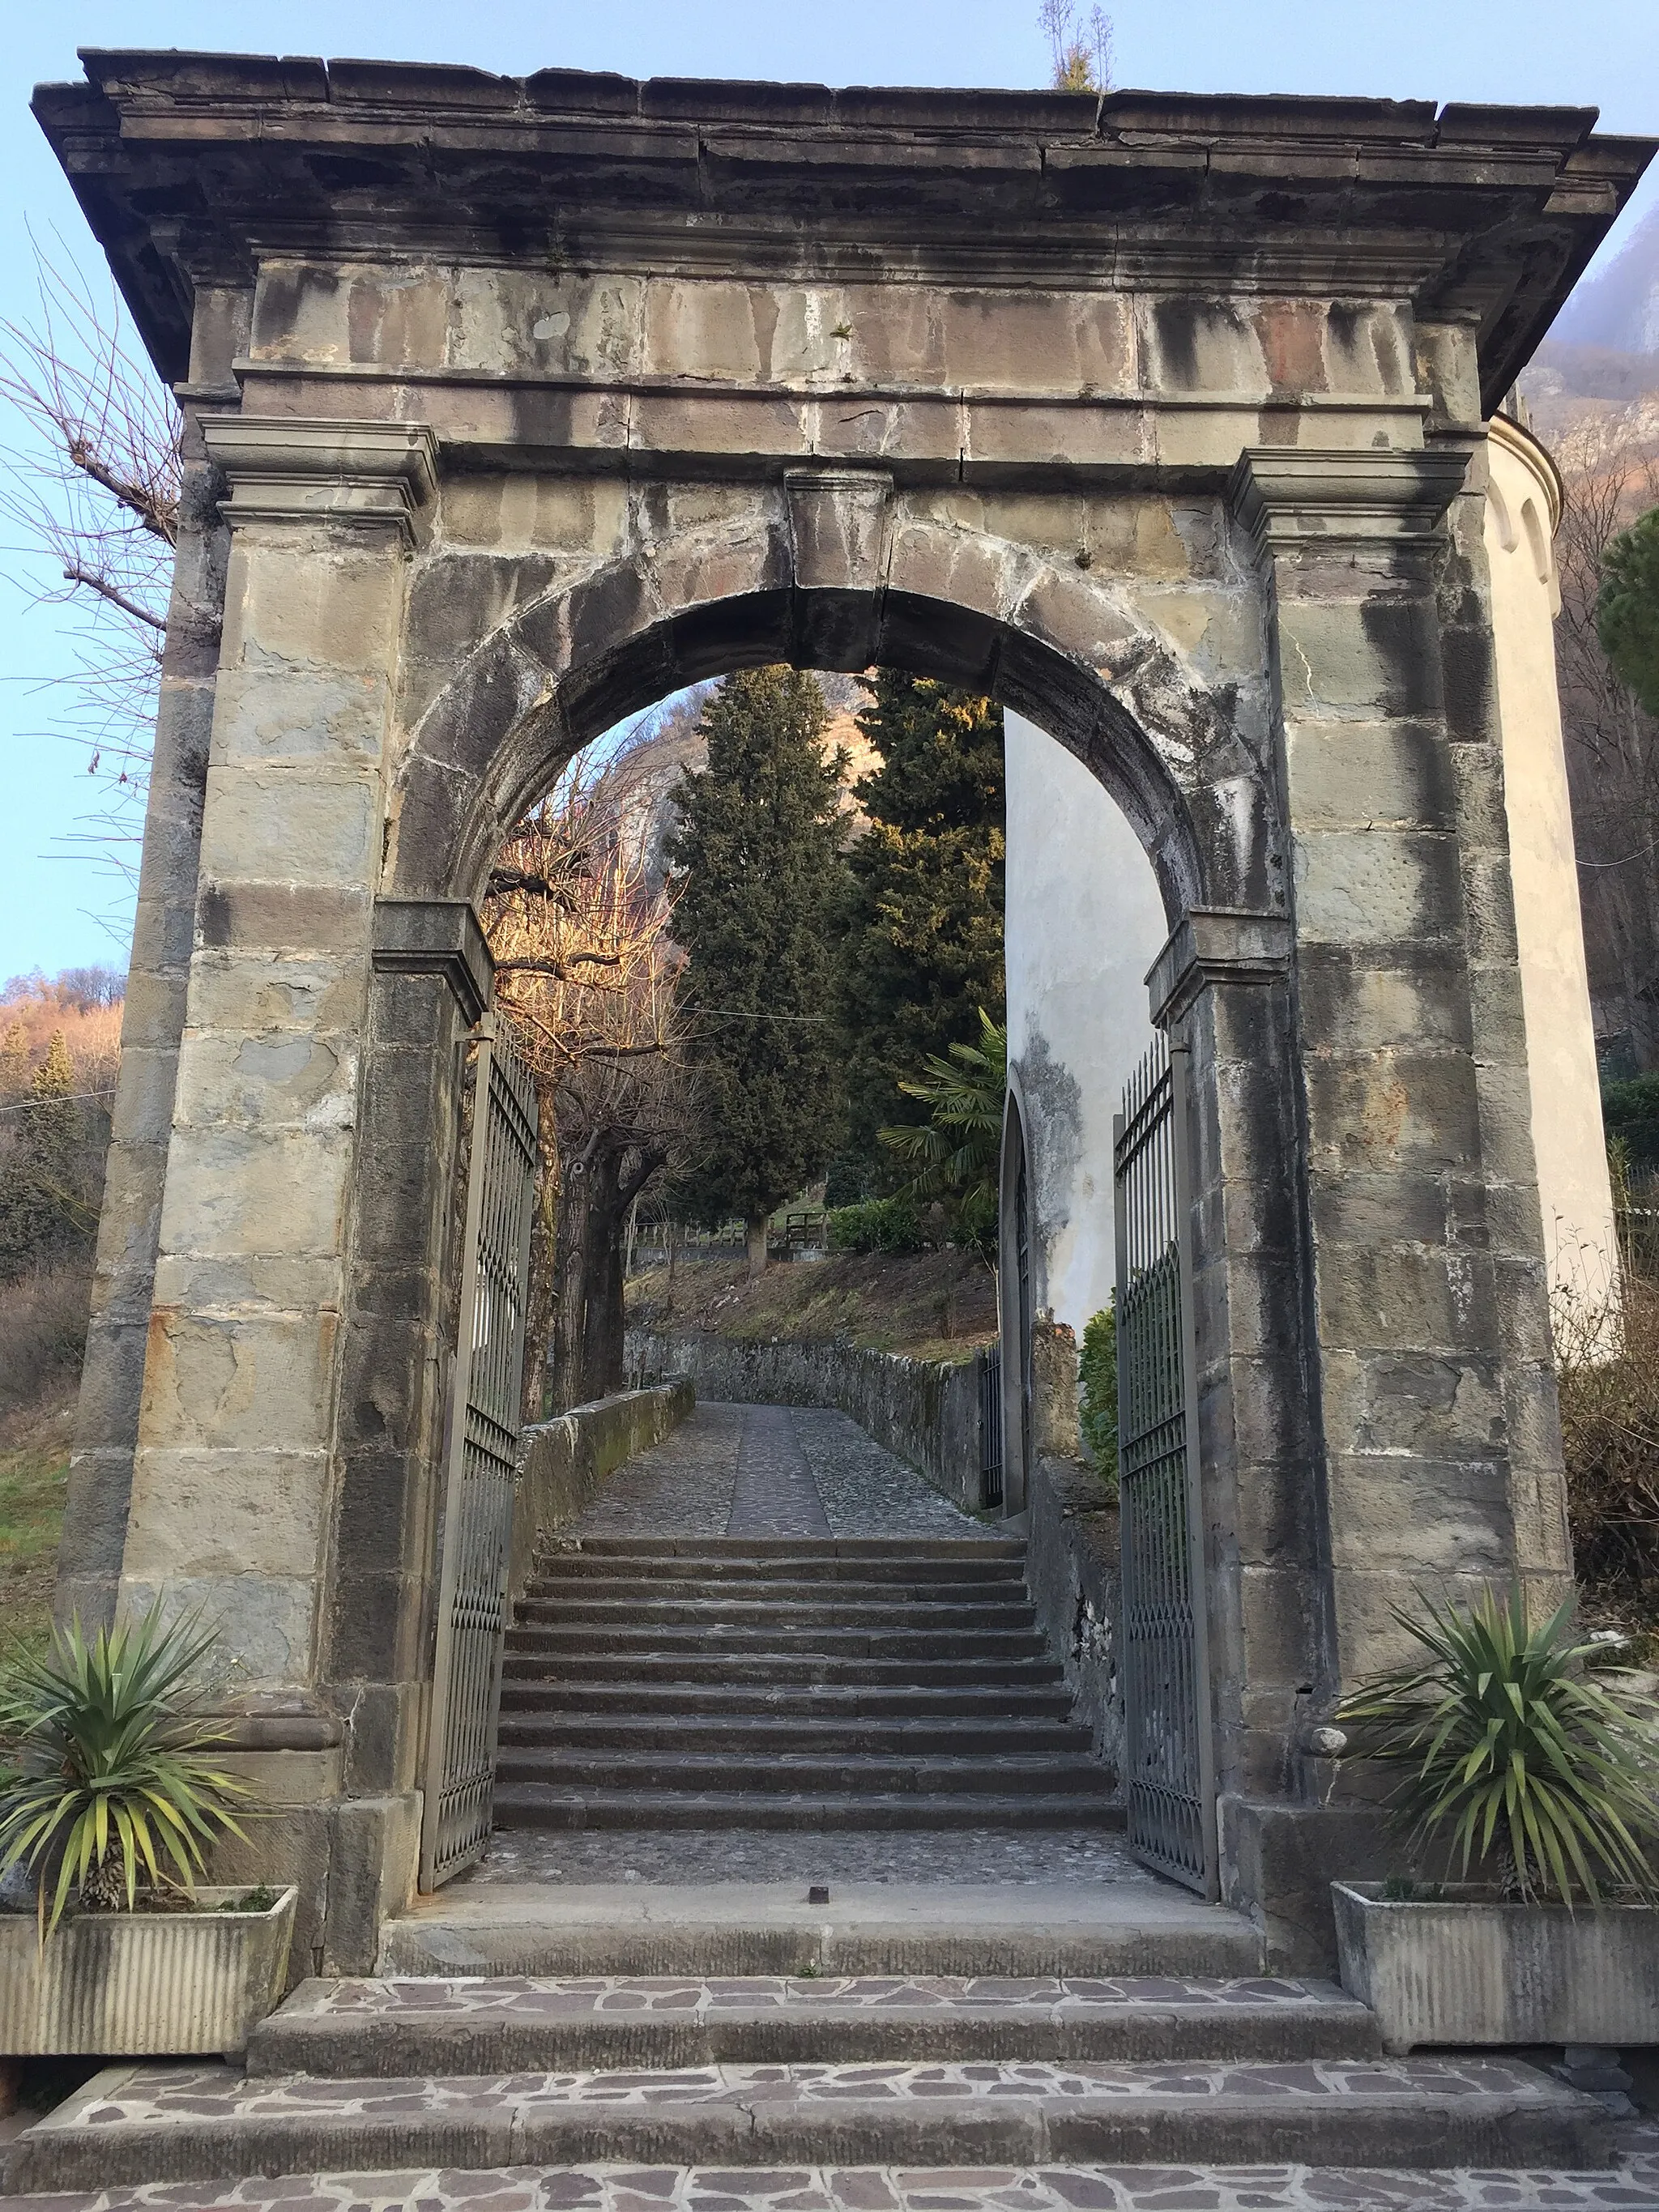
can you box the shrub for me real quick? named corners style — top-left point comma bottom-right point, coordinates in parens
top-left (1335, 1583), bottom-right (1659, 1905)
top-left (0, 1601), bottom-right (251, 1931)
top-left (0, 1264), bottom-right (92, 1413)
top-left (1078, 1302), bottom-right (1119, 1500)
top-left (1602, 1079), bottom-right (1659, 1174)
top-left (826, 1196), bottom-right (923, 1254)
top-left (1555, 1268), bottom-right (1659, 1630)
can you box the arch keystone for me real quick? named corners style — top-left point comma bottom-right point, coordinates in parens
top-left (784, 466), bottom-right (893, 668)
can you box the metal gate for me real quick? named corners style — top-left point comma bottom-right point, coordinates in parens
top-left (420, 1012), bottom-right (539, 1891)
top-left (978, 1343), bottom-right (1004, 1511)
top-left (1113, 1031), bottom-right (1218, 1897)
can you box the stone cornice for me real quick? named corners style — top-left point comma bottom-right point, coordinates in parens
top-left (200, 417), bottom-right (438, 545)
top-left (1226, 446), bottom-right (1473, 561)
top-left (35, 58), bottom-right (1653, 410)
top-left (1148, 908), bottom-right (1294, 1026)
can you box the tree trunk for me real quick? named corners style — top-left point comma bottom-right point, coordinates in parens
top-left (548, 1139), bottom-right (597, 1412)
top-left (665, 1216), bottom-right (677, 1316)
top-left (519, 1093), bottom-right (559, 1424)
top-left (581, 1163), bottom-right (629, 1404)
top-left (747, 1213), bottom-right (769, 1280)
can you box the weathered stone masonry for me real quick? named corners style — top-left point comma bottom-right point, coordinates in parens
top-left (36, 53), bottom-right (1652, 1969)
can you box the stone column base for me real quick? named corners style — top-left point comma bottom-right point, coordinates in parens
top-left (208, 1779), bottom-right (420, 1983)
top-left (1220, 1796), bottom-right (1395, 1975)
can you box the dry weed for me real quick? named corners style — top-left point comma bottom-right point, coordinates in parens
top-left (0, 1265), bottom-right (92, 1413)
top-left (1555, 1257), bottom-right (1659, 1656)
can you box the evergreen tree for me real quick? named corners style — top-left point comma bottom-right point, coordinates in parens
top-left (1597, 503), bottom-right (1659, 718)
top-left (838, 673), bottom-right (1006, 1184)
top-left (668, 667), bottom-right (847, 1272)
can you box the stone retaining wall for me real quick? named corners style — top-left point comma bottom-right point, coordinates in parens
top-left (625, 1331), bottom-right (987, 1516)
top-left (509, 1379), bottom-right (694, 1606)
top-left (1026, 1457), bottom-right (1123, 1786)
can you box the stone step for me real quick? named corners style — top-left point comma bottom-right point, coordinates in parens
top-left (495, 1715), bottom-right (1093, 1754)
top-left (496, 1681), bottom-right (1077, 1720)
top-left (377, 1878), bottom-right (1270, 1979)
top-left (503, 1624), bottom-right (1049, 1660)
top-left (247, 1972), bottom-right (1384, 2078)
top-left (531, 1558), bottom-right (1026, 1587)
top-left (562, 1536), bottom-right (1026, 1561)
top-left (7, 2054), bottom-right (1609, 2193)
top-left (493, 1750), bottom-right (1109, 1795)
top-left (490, 1784), bottom-right (1125, 1830)
top-left (499, 1654), bottom-right (1065, 1688)
top-left (6, 2154), bottom-right (1648, 2212)
top-left (515, 1596), bottom-right (1041, 1632)
top-left (524, 1575), bottom-right (1030, 1605)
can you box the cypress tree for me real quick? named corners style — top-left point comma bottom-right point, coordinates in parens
top-left (838, 673), bottom-right (1006, 1185)
top-left (668, 667), bottom-right (847, 1272)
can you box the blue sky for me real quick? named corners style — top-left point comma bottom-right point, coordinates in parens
top-left (2, 0), bottom-right (1656, 979)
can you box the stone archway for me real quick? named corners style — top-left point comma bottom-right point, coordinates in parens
top-left (39, 50), bottom-right (1644, 1970)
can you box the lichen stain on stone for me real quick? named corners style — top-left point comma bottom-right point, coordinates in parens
top-left (1015, 1025), bottom-right (1083, 1261)
top-left (1351, 1070), bottom-right (1410, 1163)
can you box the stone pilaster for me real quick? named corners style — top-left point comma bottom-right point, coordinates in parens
top-left (111, 420), bottom-right (436, 1964)
top-left (1230, 444), bottom-right (1561, 1677)
top-left (1148, 906), bottom-right (1301, 1785)
top-left (58, 288), bottom-right (249, 1631)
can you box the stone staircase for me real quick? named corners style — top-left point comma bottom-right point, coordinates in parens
top-left (2, 1524), bottom-right (1643, 2206)
top-left (3, 1972), bottom-right (1618, 2197)
top-left (495, 1534), bottom-right (1123, 1832)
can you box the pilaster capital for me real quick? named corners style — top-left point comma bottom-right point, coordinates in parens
top-left (1227, 445), bottom-right (1473, 563)
top-left (1148, 906), bottom-right (1293, 1026)
top-left (202, 416), bottom-right (439, 546)
top-left (372, 898), bottom-right (493, 1022)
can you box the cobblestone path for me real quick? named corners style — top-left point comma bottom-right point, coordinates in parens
top-left (569, 1401), bottom-right (980, 1541)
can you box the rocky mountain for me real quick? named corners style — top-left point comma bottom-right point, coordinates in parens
top-left (1553, 205), bottom-right (1659, 356)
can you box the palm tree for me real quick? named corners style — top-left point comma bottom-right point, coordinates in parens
top-left (879, 1009), bottom-right (1007, 1247)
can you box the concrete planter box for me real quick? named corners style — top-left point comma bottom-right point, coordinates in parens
top-left (1333, 1881), bottom-right (1659, 2053)
top-left (0, 1886), bottom-right (296, 2057)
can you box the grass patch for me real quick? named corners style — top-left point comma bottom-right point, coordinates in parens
top-left (628, 1247), bottom-right (998, 1364)
top-left (0, 1391), bottom-right (74, 1673)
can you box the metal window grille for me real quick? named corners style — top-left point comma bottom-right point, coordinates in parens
top-left (419, 1013), bottom-right (539, 1892)
top-left (1113, 1031), bottom-right (1218, 1898)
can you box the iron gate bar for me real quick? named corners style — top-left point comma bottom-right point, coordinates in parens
top-left (979, 1342), bottom-right (1004, 1511)
top-left (420, 1012), bottom-right (539, 1892)
top-left (1113, 1031), bottom-right (1218, 1899)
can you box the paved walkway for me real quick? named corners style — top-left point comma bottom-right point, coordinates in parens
top-left (20, 2129), bottom-right (1659, 2212)
top-left (569, 1401), bottom-right (981, 1541)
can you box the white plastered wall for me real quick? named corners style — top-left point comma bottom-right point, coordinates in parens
top-left (1003, 711), bottom-right (1166, 1336)
top-left (1485, 416), bottom-right (1619, 1315)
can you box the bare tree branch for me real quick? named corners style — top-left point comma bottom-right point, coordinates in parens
top-left (60, 563), bottom-right (168, 632)
top-left (0, 236), bottom-right (181, 880)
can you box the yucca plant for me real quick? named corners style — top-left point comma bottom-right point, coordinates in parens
top-left (0, 1602), bottom-right (251, 1935)
top-left (1336, 1583), bottom-right (1659, 1907)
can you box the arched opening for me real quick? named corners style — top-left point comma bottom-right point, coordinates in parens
top-left (377, 537), bottom-right (1269, 1893)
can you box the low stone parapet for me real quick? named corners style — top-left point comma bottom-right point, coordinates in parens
top-left (625, 1330), bottom-right (987, 1515)
top-left (509, 1379), bottom-right (694, 1606)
